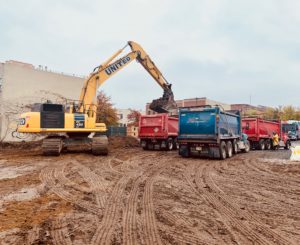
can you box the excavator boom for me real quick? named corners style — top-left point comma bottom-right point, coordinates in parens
top-left (79, 41), bottom-right (177, 114)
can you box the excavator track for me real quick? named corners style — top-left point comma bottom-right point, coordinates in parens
top-left (42, 138), bottom-right (63, 156)
top-left (92, 136), bottom-right (108, 155)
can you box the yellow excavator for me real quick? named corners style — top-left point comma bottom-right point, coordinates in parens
top-left (17, 41), bottom-right (177, 156)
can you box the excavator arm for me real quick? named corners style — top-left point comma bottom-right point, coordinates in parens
top-left (78, 41), bottom-right (177, 114)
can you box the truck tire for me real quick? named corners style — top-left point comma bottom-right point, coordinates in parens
top-left (226, 141), bottom-right (233, 158)
top-left (179, 145), bottom-right (190, 158)
top-left (141, 140), bottom-right (148, 150)
top-left (285, 140), bottom-right (291, 150)
top-left (142, 144), bottom-right (148, 150)
top-left (219, 141), bottom-right (227, 160)
top-left (232, 139), bottom-right (238, 154)
top-left (172, 139), bottom-right (179, 150)
top-left (167, 138), bottom-right (173, 151)
top-left (258, 139), bottom-right (265, 150)
top-left (265, 139), bottom-right (271, 150)
top-left (242, 140), bottom-right (250, 153)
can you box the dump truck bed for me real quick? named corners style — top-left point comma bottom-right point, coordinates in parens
top-left (139, 114), bottom-right (178, 139)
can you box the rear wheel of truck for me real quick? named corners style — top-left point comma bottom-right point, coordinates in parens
top-left (226, 141), bottom-right (233, 158)
top-left (258, 139), bottom-right (265, 150)
top-left (242, 140), bottom-right (250, 153)
top-left (142, 143), bottom-right (148, 150)
top-left (285, 140), bottom-right (291, 150)
top-left (265, 139), bottom-right (271, 150)
top-left (172, 139), bottom-right (179, 150)
top-left (167, 138), bottom-right (173, 151)
top-left (179, 145), bottom-right (190, 157)
top-left (219, 141), bottom-right (227, 160)
top-left (232, 139), bottom-right (238, 154)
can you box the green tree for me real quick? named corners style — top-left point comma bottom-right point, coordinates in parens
top-left (281, 105), bottom-right (296, 120)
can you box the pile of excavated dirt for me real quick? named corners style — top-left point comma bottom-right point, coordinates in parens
top-left (108, 136), bottom-right (140, 149)
top-left (0, 141), bottom-right (42, 150)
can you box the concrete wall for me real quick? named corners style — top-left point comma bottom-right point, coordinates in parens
top-left (0, 63), bottom-right (4, 139)
top-left (0, 61), bottom-right (84, 141)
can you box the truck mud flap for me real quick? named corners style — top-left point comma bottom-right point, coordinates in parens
top-left (208, 147), bottom-right (221, 159)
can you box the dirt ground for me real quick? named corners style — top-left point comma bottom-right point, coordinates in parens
top-left (0, 137), bottom-right (300, 245)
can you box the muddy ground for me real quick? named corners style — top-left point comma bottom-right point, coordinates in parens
top-left (0, 137), bottom-right (300, 245)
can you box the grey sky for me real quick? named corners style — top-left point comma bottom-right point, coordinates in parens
top-left (1, 0), bottom-right (300, 109)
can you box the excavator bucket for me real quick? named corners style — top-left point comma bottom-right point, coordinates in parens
top-left (149, 87), bottom-right (177, 113)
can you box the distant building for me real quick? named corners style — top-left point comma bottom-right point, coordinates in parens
top-left (231, 104), bottom-right (271, 116)
top-left (146, 97), bottom-right (231, 115)
top-left (116, 108), bottom-right (144, 126)
top-left (127, 126), bottom-right (139, 138)
top-left (0, 60), bottom-right (85, 141)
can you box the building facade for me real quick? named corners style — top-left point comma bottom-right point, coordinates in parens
top-left (116, 109), bottom-right (145, 126)
top-left (146, 97), bottom-right (231, 115)
top-left (0, 60), bottom-right (85, 142)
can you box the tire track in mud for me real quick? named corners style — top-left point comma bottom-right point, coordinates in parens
top-left (217, 160), bottom-right (300, 211)
top-left (55, 163), bottom-right (92, 193)
top-left (203, 161), bottom-right (295, 245)
top-left (159, 223), bottom-right (208, 245)
top-left (26, 224), bottom-right (40, 245)
top-left (40, 166), bottom-right (101, 215)
top-left (183, 162), bottom-right (243, 245)
top-left (122, 153), bottom-right (169, 245)
top-left (141, 163), bottom-right (166, 245)
top-left (51, 216), bottom-right (73, 245)
top-left (185, 161), bottom-right (273, 245)
top-left (158, 210), bottom-right (212, 245)
top-left (122, 175), bottom-right (144, 245)
top-left (245, 158), bottom-right (300, 185)
top-left (73, 161), bottom-right (109, 208)
top-left (214, 172), bottom-right (300, 215)
top-left (90, 175), bottom-right (131, 245)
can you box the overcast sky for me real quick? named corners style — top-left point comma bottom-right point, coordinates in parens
top-left (1, 0), bottom-right (300, 109)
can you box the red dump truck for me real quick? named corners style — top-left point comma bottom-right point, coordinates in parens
top-left (139, 114), bottom-right (178, 150)
top-left (242, 118), bottom-right (291, 150)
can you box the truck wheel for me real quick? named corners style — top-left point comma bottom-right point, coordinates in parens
top-left (242, 140), bottom-right (250, 153)
top-left (232, 139), bottom-right (238, 154)
top-left (285, 140), bottom-right (291, 150)
top-left (141, 141), bottom-right (148, 150)
top-left (258, 139), bottom-right (265, 150)
top-left (226, 141), bottom-right (233, 158)
top-left (172, 139), bottom-right (179, 150)
top-left (265, 140), bottom-right (271, 150)
top-left (167, 138), bottom-right (173, 151)
top-left (179, 145), bottom-right (190, 157)
top-left (219, 141), bottom-right (227, 160)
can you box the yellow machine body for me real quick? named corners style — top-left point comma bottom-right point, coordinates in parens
top-left (16, 41), bottom-right (177, 156)
top-left (18, 112), bottom-right (107, 133)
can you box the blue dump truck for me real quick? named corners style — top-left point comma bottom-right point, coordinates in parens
top-left (178, 106), bottom-right (250, 159)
